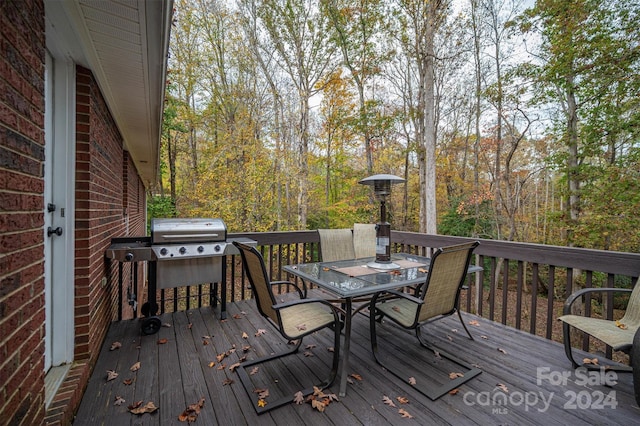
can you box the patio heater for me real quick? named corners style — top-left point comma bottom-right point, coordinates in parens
top-left (359, 174), bottom-right (405, 269)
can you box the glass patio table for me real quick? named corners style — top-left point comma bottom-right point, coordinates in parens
top-left (284, 253), bottom-right (481, 397)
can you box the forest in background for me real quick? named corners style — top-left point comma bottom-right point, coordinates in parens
top-left (150, 0), bottom-right (640, 253)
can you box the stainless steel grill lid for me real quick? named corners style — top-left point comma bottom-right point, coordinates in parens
top-left (151, 218), bottom-right (227, 243)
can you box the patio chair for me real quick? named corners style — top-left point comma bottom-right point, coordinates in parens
top-left (559, 280), bottom-right (640, 369)
top-left (232, 241), bottom-right (342, 414)
top-left (318, 228), bottom-right (355, 261)
top-left (353, 223), bottom-right (376, 258)
top-left (369, 241), bottom-right (481, 400)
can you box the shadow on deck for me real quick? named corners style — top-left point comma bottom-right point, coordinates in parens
top-left (74, 295), bottom-right (639, 425)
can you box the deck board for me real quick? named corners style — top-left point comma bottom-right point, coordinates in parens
top-left (74, 296), bottom-right (640, 425)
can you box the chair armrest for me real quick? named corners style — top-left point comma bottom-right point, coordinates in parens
top-left (270, 280), bottom-right (305, 299)
top-left (563, 287), bottom-right (632, 315)
top-left (372, 289), bottom-right (424, 306)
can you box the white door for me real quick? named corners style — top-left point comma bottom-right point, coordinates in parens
top-left (44, 50), bottom-right (75, 371)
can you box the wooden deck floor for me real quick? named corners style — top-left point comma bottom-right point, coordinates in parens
top-left (74, 295), bottom-right (639, 425)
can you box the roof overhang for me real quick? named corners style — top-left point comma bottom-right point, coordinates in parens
top-left (44, 0), bottom-right (174, 187)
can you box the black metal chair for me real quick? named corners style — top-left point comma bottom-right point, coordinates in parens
top-left (233, 241), bottom-right (342, 414)
top-left (369, 241), bottom-right (481, 400)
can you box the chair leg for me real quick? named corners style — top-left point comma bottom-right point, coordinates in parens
top-left (457, 310), bottom-right (474, 340)
top-left (632, 326), bottom-right (640, 407)
top-left (237, 328), bottom-right (340, 415)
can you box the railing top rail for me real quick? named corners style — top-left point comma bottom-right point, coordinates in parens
top-left (228, 230), bottom-right (640, 278)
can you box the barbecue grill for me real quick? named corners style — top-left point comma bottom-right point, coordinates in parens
top-left (105, 218), bottom-right (255, 334)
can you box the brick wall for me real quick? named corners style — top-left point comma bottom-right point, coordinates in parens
top-left (1, 1), bottom-right (148, 424)
top-left (0, 0), bottom-right (47, 424)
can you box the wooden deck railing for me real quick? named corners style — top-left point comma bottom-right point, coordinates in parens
top-left (116, 230), bottom-right (640, 361)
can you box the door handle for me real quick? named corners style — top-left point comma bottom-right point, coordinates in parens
top-left (47, 226), bottom-right (63, 237)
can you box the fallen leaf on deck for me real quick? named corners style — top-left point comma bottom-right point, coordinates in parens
top-left (398, 408), bottom-right (413, 418)
top-left (481, 335), bottom-right (488, 339)
top-left (449, 388), bottom-right (460, 395)
top-left (110, 342), bottom-right (122, 351)
top-left (232, 313), bottom-right (243, 319)
top-left (294, 391), bottom-right (305, 404)
top-left (408, 377), bottom-right (416, 385)
top-left (382, 395), bottom-right (396, 407)
top-left (188, 323), bottom-right (193, 329)
top-left (157, 338), bottom-right (168, 345)
top-left (305, 344), bottom-right (316, 349)
top-left (128, 400), bottom-right (142, 410)
top-left (241, 332), bottom-right (249, 339)
top-left (396, 396), bottom-right (409, 404)
top-left (469, 320), bottom-right (480, 326)
top-left (123, 378), bottom-right (133, 385)
top-left (257, 399), bottom-right (267, 408)
top-left (496, 383), bottom-right (509, 393)
top-left (106, 370), bottom-right (118, 381)
top-left (222, 378), bottom-right (234, 386)
top-left (303, 351), bottom-right (314, 357)
top-left (311, 399), bottom-right (326, 412)
top-left (296, 323), bottom-right (307, 331)
top-left (162, 322), bottom-right (171, 327)
top-left (229, 362), bottom-right (241, 372)
top-left (583, 357), bottom-right (599, 365)
top-left (433, 350), bottom-right (441, 359)
top-left (250, 366), bottom-right (259, 375)
top-left (242, 345), bottom-right (251, 352)
top-left (216, 364), bottom-right (226, 370)
top-left (327, 346), bottom-right (334, 352)
top-left (392, 306), bottom-right (401, 312)
top-left (497, 348), bottom-right (507, 354)
top-left (130, 362), bottom-right (140, 372)
top-left (178, 397), bottom-right (205, 422)
top-left (255, 329), bottom-right (267, 337)
top-left (449, 372), bottom-right (464, 380)
top-left (350, 373), bottom-right (362, 381)
top-left (216, 353), bottom-right (226, 362)
top-left (129, 401), bottom-right (158, 415)
top-left (114, 396), bottom-right (125, 406)
top-left (446, 335), bottom-right (453, 341)
top-left (202, 335), bottom-right (211, 339)
top-left (208, 361), bottom-right (215, 368)
top-left (202, 340), bottom-right (209, 346)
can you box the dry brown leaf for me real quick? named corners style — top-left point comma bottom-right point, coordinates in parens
top-left (222, 378), bottom-right (234, 386)
top-left (446, 335), bottom-right (453, 341)
top-left (449, 388), bottom-right (460, 395)
top-left (497, 383), bottom-right (509, 393)
top-left (216, 353), bottom-right (226, 363)
top-left (398, 408), bottom-right (414, 418)
top-left (232, 313), bottom-right (243, 319)
top-left (216, 364), bottom-right (226, 370)
top-left (481, 335), bottom-right (488, 339)
top-left (296, 323), bottom-right (307, 331)
top-left (128, 400), bottom-right (142, 410)
top-left (157, 338), bottom-right (168, 345)
top-left (497, 348), bottom-right (507, 354)
top-left (123, 378), bottom-right (133, 386)
top-left (188, 323), bottom-right (193, 329)
top-left (615, 320), bottom-right (627, 330)
top-left (305, 344), bottom-right (317, 350)
top-left (408, 377), bottom-right (416, 385)
top-left (433, 350), bottom-right (441, 359)
top-left (303, 351), bottom-right (314, 357)
top-left (229, 362), bottom-right (241, 372)
top-left (418, 267), bottom-right (428, 273)
top-left (129, 401), bottom-right (158, 415)
top-left (257, 399), bottom-right (267, 408)
top-left (110, 341), bottom-right (122, 351)
top-left (202, 340), bottom-right (209, 346)
top-left (327, 346), bottom-right (335, 352)
top-left (469, 320), bottom-right (480, 326)
top-left (106, 370), bottom-right (118, 381)
top-left (208, 361), bottom-right (215, 368)
top-left (311, 399), bottom-right (326, 412)
top-left (583, 357), bottom-right (599, 365)
top-left (293, 391), bottom-right (305, 405)
top-left (114, 395), bottom-right (125, 406)
top-left (130, 362), bottom-right (140, 372)
top-left (255, 329), bottom-right (267, 336)
top-left (242, 331), bottom-right (249, 339)
top-left (350, 373), bottom-right (362, 381)
top-left (396, 396), bottom-right (409, 404)
top-left (382, 395), bottom-right (396, 407)
top-left (258, 389), bottom-right (269, 399)
top-left (162, 322), bottom-right (171, 328)
top-left (178, 398), bottom-right (205, 422)
top-left (250, 366), bottom-right (259, 375)
top-left (242, 345), bottom-right (251, 352)
top-left (449, 372), bottom-right (464, 380)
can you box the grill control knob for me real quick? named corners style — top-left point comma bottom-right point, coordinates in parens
top-left (179, 246), bottom-right (187, 254)
top-left (124, 252), bottom-right (134, 262)
top-left (214, 244), bottom-right (221, 252)
top-left (198, 245), bottom-right (204, 253)
top-left (160, 248), bottom-right (168, 256)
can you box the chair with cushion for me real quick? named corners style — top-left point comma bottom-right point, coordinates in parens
top-left (232, 241), bottom-right (342, 414)
top-left (318, 228), bottom-right (355, 261)
top-left (369, 241), bottom-right (481, 400)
